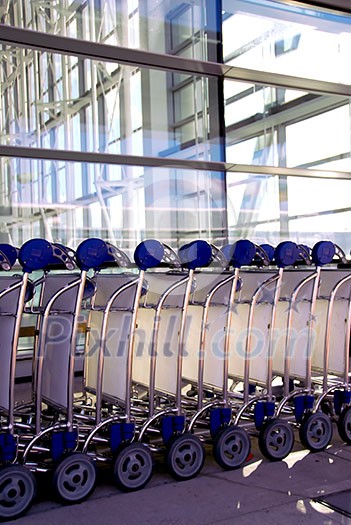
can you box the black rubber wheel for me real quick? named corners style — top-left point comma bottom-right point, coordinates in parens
top-left (0, 465), bottom-right (36, 521)
top-left (213, 426), bottom-right (251, 470)
top-left (258, 419), bottom-right (294, 461)
top-left (166, 434), bottom-right (205, 481)
top-left (52, 453), bottom-right (96, 504)
top-left (113, 443), bottom-right (153, 492)
top-left (338, 406), bottom-right (351, 445)
top-left (299, 412), bottom-right (333, 452)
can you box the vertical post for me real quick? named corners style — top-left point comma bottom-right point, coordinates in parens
top-left (125, 270), bottom-right (145, 422)
top-left (267, 267), bottom-right (284, 400)
top-left (306, 267), bottom-right (321, 391)
top-left (176, 268), bottom-right (194, 414)
top-left (222, 267), bottom-right (239, 406)
top-left (9, 273), bottom-right (29, 432)
top-left (67, 270), bottom-right (88, 430)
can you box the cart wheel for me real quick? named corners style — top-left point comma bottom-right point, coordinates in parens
top-left (166, 434), bottom-right (205, 481)
top-left (213, 426), bottom-right (251, 470)
top-left (338, 406), bottom-right (351, 444)
top-left (299, 412), bottom-right (333, 452)
top-left (0, 465), bottom-right (36, 521)
top-left (113, 443), bottom-right (153, 492)
top-left (259, 419), bottom-right (294, 461)
top-left (52, 453), bottom-right (96, 504)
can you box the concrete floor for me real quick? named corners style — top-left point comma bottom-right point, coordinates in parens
top-left (12, 421), bottom-right (351, 525)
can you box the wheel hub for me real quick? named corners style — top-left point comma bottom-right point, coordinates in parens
top-left (114, 443), bottom-right (153, 491)
top-left (5, 485), bottom-right (19, 502)
top-left (64, 466), bottom-right (86, 488)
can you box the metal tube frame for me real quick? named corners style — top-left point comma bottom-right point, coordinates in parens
top-left (276, 267), bottom-right (323, 416)
top-left (282, 271), bottom-right (319, 397)
top-left (7, 273), bottom-right (30, 432)
top-left (34, 275), bottom-right (85, 434)
top-left (124, 269), bottom-right (146, 422)
top-left (176, 268), bottom-right (195, 415)
top-left (322, 273), bottom-right (351, 389)
top-left (197, 271), bottom-right (239, 410)
top-left (94, 277), bottom-right (139, 424)
top-left (243, 272), bottom-right (280, 404)
top-left (148, 274), bottom-right (190, 418)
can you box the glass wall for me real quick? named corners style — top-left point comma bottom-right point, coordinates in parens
top-left (1, 0), bottom-right (212, 58)
top-left (0, 0), bottom-right (351, 251)
top-left (223, 1), bottom-right (351, 246)
top-left (0, 156), bottom-right (226, 251)
top-left (222, 0), bottom-right (351, 84)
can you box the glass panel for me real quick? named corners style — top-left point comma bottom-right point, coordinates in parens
top-left (223, 0), bottom-right (351, 85)
top-left (2, 0), bottom-right (212, 58)
top-left (227, 173), bottom-right (280, 243)
top-left (0, 47), bottom-right (217, 161)
top-left (224, 80), bottom-right (351, 170)
top-left (0, 156), bottom-right (226, 252)
top-left (286, 106), bottom-right (351, 168)
top-left (227, 172), bottom-right (351, 249)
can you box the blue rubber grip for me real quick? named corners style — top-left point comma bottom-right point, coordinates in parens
top-left (260, 243), bottom-right (275, 262)
top-left (134, 239), bottom-right (164, 270)
top-left (18, 238), bottom-right (53, 273)
top-left (312, 240), bottom-right (335, 266)
top-left (230, 240), bottom-right (256, 268)
top-left (274, 241), bottom-right (299, 268)
top-left (178, 240), bottom-right (213, 270)
top-left (76, 238), bottom-right (110, 271)
top-left (0, 243), bottom-right (18, 270)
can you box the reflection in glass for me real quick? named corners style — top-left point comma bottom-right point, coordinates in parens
top-left (224, 80), bottom-right (350, 170)
top-left (223, 0), bottom-right (351, 84)
top-left (2, 0), bottom-right (211, 57)
top-left (0, 157), bottom-right (226, 251)
top-left (0, 47), bottom-right (217, 161)
top-left (227, 172), bottom-right (351, 250)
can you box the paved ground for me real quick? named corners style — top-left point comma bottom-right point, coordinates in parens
top-left (11, 426), bottom-right (351, 525)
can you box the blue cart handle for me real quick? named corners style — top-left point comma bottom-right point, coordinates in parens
top-left (0, 243), bottom-right (18, 271)
top-left (274, 241), bottom-right (299, 268)
top-left (260, 243), bottom-right (275, 263)
top-left (178, 240), bottom-right (213, 270)
top-left (18, 238), bottom-right (54, 273)
top-left (221, 240), bottom-right (256, 268)
top-left (134, 239), bottom-right (167, 270)
top-left (76, 238), bottom-right (112, 271)
top-left (311, 240), bottom-right (343, 267)
top-left (254, 244), bottom-right (271, 267)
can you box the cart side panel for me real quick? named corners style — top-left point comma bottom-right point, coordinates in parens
top-left (0, 317), bottom-right (18, 412)
top-left (132, 307), bottom-right (153, 387)
top-left (41, 313), bottom-right (73, 410)
top-left (84, 309), bottom-right (103, 392)
top-left (101, 310), bottom-right (133, 402)
top-left (0, 278), bottom-right (24, 412)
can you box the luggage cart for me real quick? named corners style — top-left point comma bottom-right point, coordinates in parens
top-left (222, 241), bottom-right (310, 461)
top-left (313, 255), bottom-right (351, 444)
top-left (185, 240), bottom-right (270, 469)
top-left (275, 240), bottom-right (345, 452)
top-left (82, 239), bottom-right (183, 491)
top-left (19, 238), bottom-right (111, 505)
top-left (15, 242), bottom-right (79, 417)
top-left (78, 240), bottom-right (134, 424)
top-left (135, 240), bottom-right (222, 481)
top-left (0, 242), bottom-right (43, 521)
